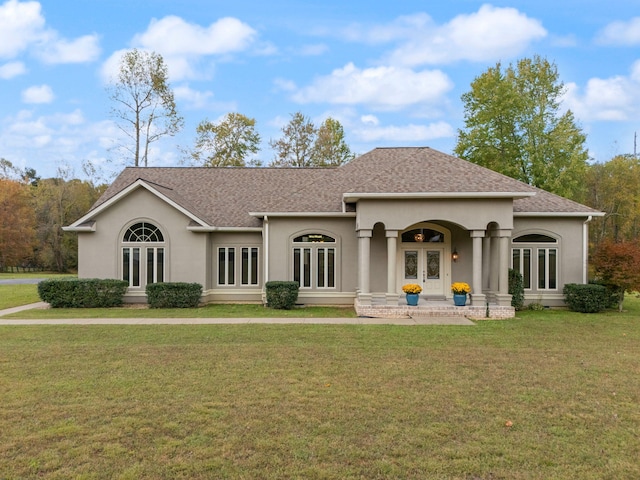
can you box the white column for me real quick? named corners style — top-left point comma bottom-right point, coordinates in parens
top-left (358, 229), bottom-right (372, 294)
top-left (471, 230), bottom-right (486, 305)
top-left (493, 229), bottom-right (513, 307)
top-left (386, 230), bottom-right (398, 294)
top-left (482, 236), bottom-right (491, 290)
top-left (490, 230), bottom-right (500, 294)
top-left (498, 232), bottom-right (511, 295)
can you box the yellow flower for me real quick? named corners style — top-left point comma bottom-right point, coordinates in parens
top-left (451, 282), bottom-right (471, 294)
top-left (402, 284), bottom-right (422, 294)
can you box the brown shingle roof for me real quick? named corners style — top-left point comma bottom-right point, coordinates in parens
top-left (91, 147), bottom-right (599, 228)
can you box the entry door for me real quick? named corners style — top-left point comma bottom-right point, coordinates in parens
top-left (423, 248), bottom-right (444, 295)
top-left (403, 248), bottom-right (445, 296)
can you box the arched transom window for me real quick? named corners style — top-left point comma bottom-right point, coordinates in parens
top-left (121, 222), bottom-right (165, 288)
top-left (123, 222), bottom-right (164, 242)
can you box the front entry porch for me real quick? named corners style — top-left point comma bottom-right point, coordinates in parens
top-left (355, 295), bottom-right (515, 320)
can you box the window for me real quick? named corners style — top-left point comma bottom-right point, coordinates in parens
top-left (218, 246), bottom-right (259, 286)
top-left (293, 233), bottom-right (337, 289)
top-left (122, 222), bottom-right (164, 288)
top-left (401, 228), bottom-right (444, 243)
top-left (512, 234), bottom-right (558, 291)
top-left (512, 248), bottom-right (532, 289)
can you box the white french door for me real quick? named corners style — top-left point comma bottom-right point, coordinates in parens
top-left (403, 248), bottom-right (445, 297)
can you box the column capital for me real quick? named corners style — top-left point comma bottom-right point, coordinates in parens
top-left (357, 229), bottom-right (373, 238)
top-left (470, 230), bottom-right (485, 238)
top-left (496, 229), bottom-right (512, 238)
top-left (385, 229), bottom-right (399, 238)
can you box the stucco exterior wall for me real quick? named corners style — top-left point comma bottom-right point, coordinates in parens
top-left (513, 216), bottom-right (588, 306)
top-left (267, 216), bottom-right (358, 304)
top-left (356, 198), bottom-right (514, 231)
top-left (77, 188), bottom-right (208, 300)
top-left (203, 231), bottom-right (263, 303)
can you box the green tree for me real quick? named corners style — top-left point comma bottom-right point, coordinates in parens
top-left (269, 112), bottom-right (317, 167)
top-left (311, 117), bottom-right (354, 166)
top-left (108, 48), bottom-right (183, 167)
top-left (190, 113), bottom-right (261, 167)
top-left (586, 155), bottom-right (640, 243)
top-left (455, 56), bottom-right (589, 201)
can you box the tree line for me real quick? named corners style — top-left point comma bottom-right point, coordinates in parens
top-left (0, 160), bottom-right (106, 272)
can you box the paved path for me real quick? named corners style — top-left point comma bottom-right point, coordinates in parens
top-left (0, 278), bottom-right (44, 285)
top-left (0, 302), bottom-right (476, 326)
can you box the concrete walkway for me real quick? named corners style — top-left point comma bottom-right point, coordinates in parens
top-left (0, 302), bottom-right (476, 326)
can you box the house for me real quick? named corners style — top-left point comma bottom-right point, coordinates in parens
top-left (64, 147), bottom-right (603, 318)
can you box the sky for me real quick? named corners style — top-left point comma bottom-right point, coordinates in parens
top-left (1, 0), bottom-right (640, 181)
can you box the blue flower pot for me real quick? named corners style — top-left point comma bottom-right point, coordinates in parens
top-left (453, 293), bottom-right (467, 306)
top-left (406, 293), bottom-right (419, 306)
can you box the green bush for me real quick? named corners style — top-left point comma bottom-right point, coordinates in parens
top-left (563, 283), bottom-right (609, 313)
top-left (589, 280), bottom-right (624, 309)
top-left (265, 281), bottom-right (299, 309)
top-left (146, 282), bottom-right (202, 308)
top-left (38, 278), bottom-right (128, 308)
top-left (508, 268), bottom-right (525, 310)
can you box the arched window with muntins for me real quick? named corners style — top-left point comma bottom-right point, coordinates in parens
top-left (121, 222), bottom-right (165, 288)
top-left (511, 233), bottom-right (558, 291)
top-left (123, 222), bottom-right (164, 242)
top-left (292, 232), bottom-right (338, 289)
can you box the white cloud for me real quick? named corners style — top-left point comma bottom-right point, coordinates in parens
top-left (359, 6), bottom-right (547, 66)
top-left (0, 60), bottom-right (26, 78)
top-left (596, 17), bottom-right (640, 45)
top-left (562, 62), bottom-right (640, 121)
top-left (353, 121), bottom-right (455, 142)
top-left (0, 0), bottom-right (45, 58)
top-left (361, 114), bottom-right (379, 126)
top-left (101, 16), bottom-right (258, 82)
top-left (133, 15), bottom-right (256, 56)
top-left (36, 33), bottom-right (101, 64)
top-left (21, 84), bottom-right (54, 103)
top-left (289, 62), bottom-right (453, 109)
top-left (0, 0), bottom-right (100, 64)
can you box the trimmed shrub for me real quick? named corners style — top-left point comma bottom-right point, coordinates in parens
top-left (563, 283), bottom-right (609, 313)
top-left (146, 282), bottom-right (202, 308)
top-left (589, 280), bottom-right (624, 310)
top-left (265, 281), bottom-right (299, 309)
top-left (509, 268), bottom-right (525, 310)
top-left (38, 278), bottom-right (128, 308)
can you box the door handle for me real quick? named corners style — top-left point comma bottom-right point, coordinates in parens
top-left (422, 271), bottom-right (426, 282)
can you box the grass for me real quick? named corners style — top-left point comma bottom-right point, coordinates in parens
top-left (0, 273), bottom-right (75, 310)
top-left (1, 300), bottom-right (639, 478)
top-left (0, 272), bottom-right (76, 280)
top-left (0, 284), bottom-right (41, 310)
top-left (1, 300), bottom-right (357, 319)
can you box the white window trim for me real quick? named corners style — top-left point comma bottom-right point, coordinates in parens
top-left (217, 246), bottom-right (261, 287)
top-left (292, 235), bottom-right (337, 290)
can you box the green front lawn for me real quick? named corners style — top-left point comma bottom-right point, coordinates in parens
top-left (0, 284), bottom-right (41, 310)
top-left (0, 301), bottom-right (639, 479)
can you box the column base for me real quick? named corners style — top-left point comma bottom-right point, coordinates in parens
top-left (470, 293), bottom-right (486, 306)
top-left (357, 292), bottom-right (372, 306)
top-left (494, 293), bottom-right (513, 307)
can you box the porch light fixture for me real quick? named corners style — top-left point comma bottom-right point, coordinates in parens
top-left (414, 233), bottom-right (425, 242)
top-left (452, 248), bottom-right (459, 262)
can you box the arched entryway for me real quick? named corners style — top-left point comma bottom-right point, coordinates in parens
top-left (398, 223), bottom-right (452, 298)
